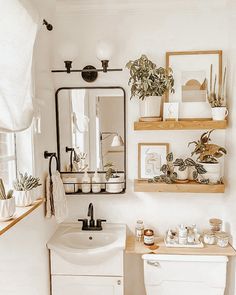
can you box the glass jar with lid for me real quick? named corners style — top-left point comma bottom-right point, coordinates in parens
top-left (209, 218), bottom-right (222, 232)
top-left (203, 230), bottom-right (216, 245)
top-left (135, 220), bottom-right (144, 242)
top-left (216, 232), bottom-right (229, 248)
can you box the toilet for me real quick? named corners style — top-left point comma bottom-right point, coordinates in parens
top-left (142, 254), bottom-right (228, 295)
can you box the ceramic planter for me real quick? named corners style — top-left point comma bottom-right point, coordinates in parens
top-left (174, 166), bottom-right (189, 180)
top-left (106, 176), bottom-right (123, 193)
top-left (200, 162), bottom-right (221, 184)
top-left (211, 107), bottom-right (228, 121)
top-left (14, 190), bottom-right (35, 207)
top-left (139, 96), bottom-right (162, 118)
top-left (0, 197), bottom-right (16, 221)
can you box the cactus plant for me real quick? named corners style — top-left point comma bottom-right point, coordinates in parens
top-left (13, 173), bottom-right (41, 191)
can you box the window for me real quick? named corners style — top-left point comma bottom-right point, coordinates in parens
top-left (0, 133), bottom-right (17, 190)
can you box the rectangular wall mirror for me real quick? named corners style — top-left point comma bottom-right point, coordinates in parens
top-left (55, 87), bottom-right (126, 194)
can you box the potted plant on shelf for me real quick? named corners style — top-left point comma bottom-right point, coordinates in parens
top-left (126, 54), bottom-right (174, 121)
top-left (149, 153), bottom-right (206, 184)
top-left (104, 162), bottom-right (123, 193)
top-left (207, 65), bottom-right (228, 121)
top-left (188, 130), bottom-right (226, 184)
top-left (0, 179), bottom-right (15, 221)
top-left (13, 173), bottom-right (41, 206)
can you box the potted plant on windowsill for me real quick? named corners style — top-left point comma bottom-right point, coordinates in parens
top-left (207, 65), bottom-right (228, 121)
top-left (104, 162), bottom-right (123, 193)
top-left (126, 54), bottom-right (174, 121)
top-left (13, 173), bottom-right (41, 206)
top-left (0, 179), bottom-right (15, 221)
top-left (188, 130), bottom-right (226, 184)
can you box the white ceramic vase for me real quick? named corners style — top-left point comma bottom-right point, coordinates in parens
top-left (174, 166), bottom-right (189, 180)
top-left (14, 190), bottom-right (35, 207)
top-left (139, 96), bottom-right (162, 118)
top-left (211, 107), bottom-right (228, 121)
top-left (200, 162), bottom-right (221, 184)
top-left (0, 197), bottom-right (16, 221)
top-left (106, 175), bottom-right (123, 193)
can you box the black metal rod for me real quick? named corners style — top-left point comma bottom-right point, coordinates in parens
top-left (44, 151), bottom-right (56, 159)
top-left (51, 68), bottom-right (123, 73)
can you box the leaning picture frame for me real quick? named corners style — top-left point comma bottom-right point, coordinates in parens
top-left (166, 50), bottom-right (222, 119)
top-left (138, 143), bottom-right (169, 180)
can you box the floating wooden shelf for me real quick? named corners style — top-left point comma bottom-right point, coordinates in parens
top-left (134, 180), bottom-right (225, 193)
top-left (126, 236), bottom-right (236, 256)
top-left (0, 198), bottom-right (44, 236)
top-left (134, 119), bottom-right (227, 131)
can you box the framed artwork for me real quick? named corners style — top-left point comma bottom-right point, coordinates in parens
top-left (163, 102), bottom-right (179, 121)
top-left (166, 50), bottom-right (222, 119)
top-left (138, 143), bottom-right (169, 180)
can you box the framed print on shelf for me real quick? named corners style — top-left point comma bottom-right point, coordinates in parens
top-left (138, 143), bottom-right (169, 180)
top-left (166, 50), bottom-right (222, 119)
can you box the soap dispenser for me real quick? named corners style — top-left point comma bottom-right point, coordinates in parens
top-left (81, 170), bottom-right (91, 193)
top-left (92, 171), bottom-right (101, 193)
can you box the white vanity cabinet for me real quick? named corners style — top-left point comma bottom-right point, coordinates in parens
top-left (50, 249), bottom-right (124, 295)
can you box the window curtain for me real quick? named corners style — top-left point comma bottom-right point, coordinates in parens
top-left (0, 0), bottom-right (39, 132)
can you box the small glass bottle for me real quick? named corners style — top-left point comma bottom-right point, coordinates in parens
top-left (81, 171), bottom-right (91, 193)
top-left (135, 220), bottom-right (144, 242)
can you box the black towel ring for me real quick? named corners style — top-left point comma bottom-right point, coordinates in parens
top-left (44, 151), bottom-right (59, 177)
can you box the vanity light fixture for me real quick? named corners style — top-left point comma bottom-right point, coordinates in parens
top-left (51, 41), bottom-right (123, 82)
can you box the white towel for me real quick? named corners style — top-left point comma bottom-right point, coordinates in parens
top-left (45, 171), bottom-right (68, 223)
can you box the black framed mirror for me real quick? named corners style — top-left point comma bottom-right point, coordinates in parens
top-left (55, 86), bottom-right (126, 194)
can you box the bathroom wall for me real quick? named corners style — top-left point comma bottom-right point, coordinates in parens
top-left (46, 1), bottom-right (234, 294)
top-left (0, 1), bottom-right (58, 295)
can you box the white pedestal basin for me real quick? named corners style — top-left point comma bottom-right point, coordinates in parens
top-left (47, 223), bottom-right (126, 265)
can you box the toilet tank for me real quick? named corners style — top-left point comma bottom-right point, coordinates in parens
top-left (142, 254), bottom-right (228, 295)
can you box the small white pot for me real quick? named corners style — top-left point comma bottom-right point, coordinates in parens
top-left (106, 176), bottom-right (123, 193)
top-left (139, 96), bottom-right (162, 118)
top-left (200, 162), bottom-right (221, 184)
top-left (0, 198), bottom-right (16, 221)
top-left (14, 190), bottom-right (35, 207)
top-left (174, 166), bottom-right (189, 180)
top-left (211, 107), bottom-right (228, 121)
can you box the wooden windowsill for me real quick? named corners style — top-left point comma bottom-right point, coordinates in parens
top-left (0, 198), bottom-right (44, 236)
top-left (126, 236), bottom-right (236, 256)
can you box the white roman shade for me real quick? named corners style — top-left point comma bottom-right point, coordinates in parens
top-left (0, 0), bottom-right (39, 132)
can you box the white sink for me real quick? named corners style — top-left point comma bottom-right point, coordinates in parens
top-left (47, 223), bottom-right (126, 264)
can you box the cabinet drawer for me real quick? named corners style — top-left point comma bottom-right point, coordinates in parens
top-left (52, 275), bottom-right (123, 295)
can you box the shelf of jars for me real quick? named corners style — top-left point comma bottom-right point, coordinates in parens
top-left (134, 119), bottom-right (227, 131)
top-left (61, 171), bottom-right (126, 195)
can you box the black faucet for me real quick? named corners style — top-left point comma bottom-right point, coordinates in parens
top-left (78, 203), bottom-right (106, 231)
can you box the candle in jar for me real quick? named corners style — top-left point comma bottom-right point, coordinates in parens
top-left (144, 229), bottom-right (154, 246)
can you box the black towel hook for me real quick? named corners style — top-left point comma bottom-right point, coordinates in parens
top-left (44, 151), bottom-right (59, 177)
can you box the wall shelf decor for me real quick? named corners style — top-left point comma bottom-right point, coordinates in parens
top-left (134, 179), bottom-right (225, 193)
top-left (134, 119), bottom-right (227, 131)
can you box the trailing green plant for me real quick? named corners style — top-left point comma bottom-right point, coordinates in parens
top-left (188, 130), bottom-right (226, 163)
top-left (0, 179), bottom-right (13, 200)
top-left (173, 157), bottom-right (207, 180)
top-left (148, 153), bottom-right (207, 184)
top-left (126, 54), bottom-right (175, 100)
top-left (13, 173), bottom-right (41, 191)
top-left (104, 162), bottom-right (116, 181)
top-left (207, 65), bottom-right (227, 108)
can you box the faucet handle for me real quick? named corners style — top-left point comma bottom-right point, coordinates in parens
top-left (96, 219), bottom-right (107, 229)
top-left (78, 218), bottom-right (88, 229)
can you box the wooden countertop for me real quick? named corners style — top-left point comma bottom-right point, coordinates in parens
top-left (0, 198), bottom-right (44, 236)
top-left (126, 236), bottom-right (236, 257)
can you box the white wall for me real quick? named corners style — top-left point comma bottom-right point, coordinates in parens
top-left (48, 1), bottom-right (234, 294)
top-left (0, 1), bottom-right (58, 295)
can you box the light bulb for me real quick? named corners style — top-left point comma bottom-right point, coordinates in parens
top-left (96, 41), bottom-right (113, 61)
top-left (58, 42), bottom-right (78, 61)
